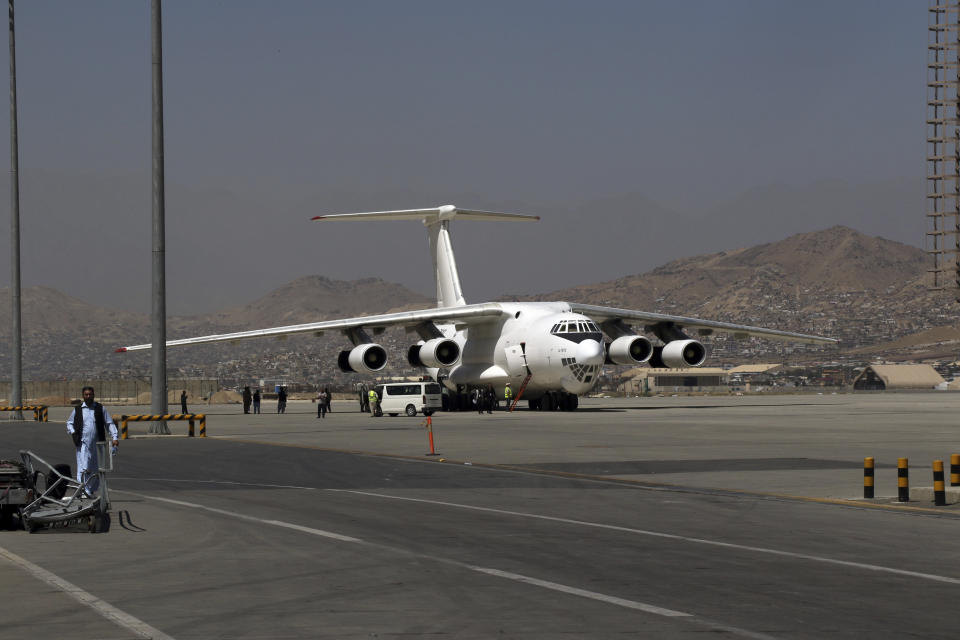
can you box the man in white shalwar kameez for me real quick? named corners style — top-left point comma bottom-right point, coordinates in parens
top-left (66, 386), bottom-right (119, 494)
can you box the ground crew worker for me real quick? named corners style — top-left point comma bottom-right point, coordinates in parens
top-left (357, 383), bottom-right (369, 412)
top-left (368, 388), bottom-right (380, 417)
top-left (504, 382), bottom-right (513, 410)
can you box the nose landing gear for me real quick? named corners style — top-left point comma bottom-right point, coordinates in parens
top-left (529, 392), bottom-right (579, 411)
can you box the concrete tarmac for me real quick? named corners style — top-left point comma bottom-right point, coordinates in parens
top-left (111, 392), bottom-right (960, 501)
top-left (2, 392), bottom-right (960, 639)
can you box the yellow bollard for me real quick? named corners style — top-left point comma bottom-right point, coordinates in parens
top-left (897, 458), bottom-right (909, 502)
top-left (933, 460), bottom-right (946, 506)
top-left (863, 457), bottom-right (874, 499)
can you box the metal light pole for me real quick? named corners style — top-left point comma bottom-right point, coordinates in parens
top-left (149, 0), bottom-right (169, 433)
top-left (8, 0), bottom-right (22, 420)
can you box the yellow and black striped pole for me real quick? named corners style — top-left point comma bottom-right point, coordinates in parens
top-left (117, 413), bottom-right (206, 439)
top-left (897, 457), bottom-right (909, 502)
top-left (863, 457), bottom-right (874, 499)
top-left (0, 405), bottom-right (48, 421)
top-left (933, 459), bottom-right (946, 506)
top-left (951, 454), bottom-right (960, 487)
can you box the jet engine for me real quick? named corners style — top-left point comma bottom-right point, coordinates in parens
top-left (337, 343), bottom-right (388, 373)
top-left (648, 339), bottom-right (706, 368)
top-left (605, 335), bottom-right (653, 365)
top-left (407, 338), bottom-right (461, 368)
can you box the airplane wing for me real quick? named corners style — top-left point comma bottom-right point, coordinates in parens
top-left (116, 303), bottom-right (507, 352)
top-left (568, 303), bottom-right (838, 345)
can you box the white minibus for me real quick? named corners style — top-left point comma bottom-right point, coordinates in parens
top-left (375, 382), bottom-right (443, 417)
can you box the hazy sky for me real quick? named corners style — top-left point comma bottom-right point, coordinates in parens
top-left (0, 1), bottom-right (930, 314)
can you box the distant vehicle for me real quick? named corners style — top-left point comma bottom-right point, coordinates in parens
top-left (375, 382), bottom-right (442, 417)
top-left (118, 205), bottom-right (837, 411)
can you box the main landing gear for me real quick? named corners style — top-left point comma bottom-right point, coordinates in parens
top-left (528, 392), bottom-right (579, 412)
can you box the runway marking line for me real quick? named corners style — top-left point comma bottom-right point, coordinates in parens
top-left (115, 488), bottom-right (776, 639)
top-left (213, 436), bottom-right (960, 517)
top-left (0, 544), bottom-right (176, 640)
top-left (330, 489), bottom-right (960, 586)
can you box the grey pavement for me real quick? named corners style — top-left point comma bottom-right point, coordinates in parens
top-left (3, 392), bottom-right (960, 639)
top-left (77, 392), bottom-right (960, 501)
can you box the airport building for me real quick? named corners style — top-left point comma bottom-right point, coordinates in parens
top-left (851, 364), bottom-right (945, 391)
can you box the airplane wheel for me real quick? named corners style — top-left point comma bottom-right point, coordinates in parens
top-left (544, 393), bottom-right (556, 411)
top-left (570, 395), bottom-right (579, 411)
top-left (528, 399), bottom-right (540, 411)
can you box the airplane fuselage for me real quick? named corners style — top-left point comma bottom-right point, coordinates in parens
top-left (433, 302), bottom-right (608, 400)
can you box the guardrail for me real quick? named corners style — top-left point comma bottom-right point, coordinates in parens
top-left (118, 413), bottom-right (206, 439)
top-left (0, 405), bottom-right (48, 422)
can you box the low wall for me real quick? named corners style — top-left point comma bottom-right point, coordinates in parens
top-left (0, 378), bottom-right (220, 405)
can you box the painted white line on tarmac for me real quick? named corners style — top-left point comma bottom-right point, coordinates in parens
top-left (331, 489), bottom-right (960, 586)
top-left (129, 493), bottom-right (362, 543)
top-left (0, 545), bottom-right (176, 640)
top-left (465, 564), bottom-right (690, 617)
top-left (116, 489), bottom-right (775, 636)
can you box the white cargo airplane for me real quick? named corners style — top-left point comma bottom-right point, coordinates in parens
top-left (118, 205), bottom-right (837, 410)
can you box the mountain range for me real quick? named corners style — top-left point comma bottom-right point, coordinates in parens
top-left (1, 225), bottom-right (958, 382)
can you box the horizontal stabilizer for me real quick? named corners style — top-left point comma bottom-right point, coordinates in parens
top-left (311, 204), bottom-right (539, 224)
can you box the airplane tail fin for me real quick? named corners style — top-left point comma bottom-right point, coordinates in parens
top-left (312, 205), bottom-right (539, 308)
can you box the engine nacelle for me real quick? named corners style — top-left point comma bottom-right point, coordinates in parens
top-left (407, 338), bottom-right (460, 368)
top-left (605, 335), bottom-right (653, 365)
top-left (656, 339), bottom-right (706, 368)
top-left (337, 343), bottom-right (388, 373)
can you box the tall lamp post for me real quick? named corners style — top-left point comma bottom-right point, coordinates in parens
top-left (8, 0), bottom-right (22, 420)
top-left (149, 0), bottom-right (169, 433)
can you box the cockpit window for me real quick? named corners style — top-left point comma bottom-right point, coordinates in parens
top-left (551, 318), bottom-right (604, 336)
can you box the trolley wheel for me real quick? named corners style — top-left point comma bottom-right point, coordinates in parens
top-left (0, 505), bottom-right (14, 530)
top-left (89, 511), bottom-right (111, 534)
top-left (405, 404), bottom-right (418, 417)
top-left (27, 520), bottom-right (40, 534)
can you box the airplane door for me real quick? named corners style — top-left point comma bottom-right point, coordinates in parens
top-left (504, 345), bottom-right (526, 377)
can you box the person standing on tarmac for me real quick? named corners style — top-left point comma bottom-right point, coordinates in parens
top-left (277, 386), bottom-right (287, 414)
top-left (253, 388), bottom-right (261, 414)
top-left (180, 389), bottom-right (188, 414)
top-left (485, 385), bottom-right (495, 414)
top-left (368, 387), bottom-right (381, 417)
top-left (504, 382), bottom-right (513, 410)
top-left (358, 383), bottom-right (369, 412)
top-left (242, 386), bottom-right (252, 414)
top-left (316, 388), bottom-right (327, 419)
top-left (66, 386), bottom-right (119, 494)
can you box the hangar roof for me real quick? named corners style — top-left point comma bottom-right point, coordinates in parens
top-left (727, 364), bottom-right (783, 374)
top-left (854, 364), bottom-right (945, 389)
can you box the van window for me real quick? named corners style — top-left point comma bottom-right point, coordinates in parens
top-left (425, 383), bottom-right (442, 394)
top-left (385, 384), bottom-right (419, 395)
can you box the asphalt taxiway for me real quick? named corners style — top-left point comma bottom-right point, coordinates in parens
top-left (2, 393), bottom-right (960, 639)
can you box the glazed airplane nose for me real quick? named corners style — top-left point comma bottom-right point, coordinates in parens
top-left (576, 339), bottom-right (604, 366)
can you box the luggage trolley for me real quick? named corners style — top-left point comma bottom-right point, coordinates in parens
top-left (19, 443), bottom-right (114, 533)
